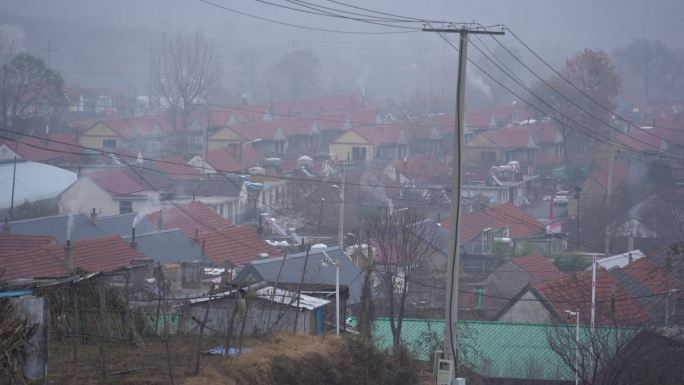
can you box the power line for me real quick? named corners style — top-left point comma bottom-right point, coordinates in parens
top-left (426, 25), bottom-right (684, 167)
top-left (504, 27), bottom-right (684, 139)
top-left (481, 30), bottom-right (683, 154)
top-left (197, 0), bottom-right (417, 35)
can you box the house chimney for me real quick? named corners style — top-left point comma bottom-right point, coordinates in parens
top-left (90, 208), bottom-right (97, 224)
top-left (64, 240), bottom-right (74, 273)
top-left (666, 251), bottom-right (672, 271)
top-left (628, 252), bottom-right (633, 264)
top-left (130, 227), bottom-right (137, 249)
top-left (157, 209), bottom-right (163, 229)
top-left (2, 218), bottom-right (9, 235)
top-left (193, 228), bottom-right (199, 243)
top-left (201, 239), bottom-right (206, 256)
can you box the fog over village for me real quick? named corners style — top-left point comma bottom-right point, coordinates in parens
top-left (1, 1), bottom-right (684, 384)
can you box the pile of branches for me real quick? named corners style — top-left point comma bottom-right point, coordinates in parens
top-left (0, 299), bottom-right (35, 385)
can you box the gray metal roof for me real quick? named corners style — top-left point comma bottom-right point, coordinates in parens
top-left (235, 247), bottom-right (365, 305)
top-left (97, 213), bottom-right (157, 237)
top-left (123, 228), bottom-right (209, 265)
top-left (7, 212), bottom-right (157, 242)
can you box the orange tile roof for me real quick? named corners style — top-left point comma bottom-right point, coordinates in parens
top-left (1, 236), bottom-right (144, 280)
top-left (480, 127), bottom-right (537, 149)
top-left (534, 269), bottom-right (651, 325)
top-left (0, 235), bottom-right (56, 258)
top-left (353, 124), bottom-right (409, 145)
top-left (512, 254), bottom-right (564, 284)
top-left (206, 145), bottom-right (264, 172)
top-left (86, 167), bottom-right (146, 196)
top-left (1, 133), bottom-right (81, 163)
top-left (444, 203), bottom-right (545, 242)
top-left (146, 202), bottom-right (278, 266)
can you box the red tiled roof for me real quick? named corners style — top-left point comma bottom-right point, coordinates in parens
top-left (479, 127), bottom-right (537, 149)
top-left (230, 118), bottom-right (317, 141)
top-left (1, 133), bottom-right (81, 163)
top-left (588, 161), bottom-right (633, 191)
top-left (444, 203), bottom-right (545, 242)
top-left (622, 256), bottom-right (682, 295)
top-left (614, 129), bottom-right (667, 153)
top-left (206, 145), bottom-right (264, 172)
top-left (391, 154), bottom-right (450, 182)
top-left (152, 156), bottom-right (201, 180)
top-left (86, 167), bottom-right (146, 196)
top-left (527, 121), bottom-right (562, 144)
top-left (1, 236), bottom-right (144, 280)
top-left (466, 111), bottom-right (494, 129)
top-left (534, 269), bottom-right (651, 325)
top-left (85, 115), bottom-right (173, 138)
top-left (512, 254), bottom-right (564, 284)
top-left (353, 124), bottom-right (409, 145)
top-left (146, 202), bottom-right (278, 266)
top-left (0, 235), bottom-right (56, 259)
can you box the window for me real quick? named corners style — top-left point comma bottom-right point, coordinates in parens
top-left (352, 146), bottom-right (367, 161)
top-left (274, 141), bottom-right (285, 154)
top-left (398, 144), bottom-right (408, 159)
top-left (119, 200), bottom-right (133, 214)
top-left (188, 135), bottom-right (202, 146)
top-left (103, 139), bottom-right (117, 148)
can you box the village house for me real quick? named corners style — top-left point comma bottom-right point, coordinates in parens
top-left (0, 235), bottom-right (146, 280)
top-left (464, 126), bottom-right (539, 173)
top-left (146, 201), bottom-right (279, 267)
top-left (179, 286), bottom-right (331, 336)
top-left (0, 132), bottom-right (82, 165)
top-left (329, 124), bottom-right (410, 162)
top-left (468, 254), bottom-right (565, 318)
top-left (494, 263), bottom-right (654, 326)
top-left (75, 115), bottom-right (174, 158)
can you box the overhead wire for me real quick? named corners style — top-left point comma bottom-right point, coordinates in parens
top-left (197, 0), bottom-right (417, 35)
top-left (479, 30), bottom-right (684, 155)
top-left (504, 27), bottom-right (684, 137)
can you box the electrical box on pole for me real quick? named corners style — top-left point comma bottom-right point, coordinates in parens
top-left (436, 359), bottom-right (455, 385)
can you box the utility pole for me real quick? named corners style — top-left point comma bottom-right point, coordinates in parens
top-left (574, 185), bottom-right (582, 252)
top-left (423, 24), bottom-right (504, 381)
top-left (337, 171), bottom-right (346, 250)
top-left (43, 40), bottom-right (57, 68)
top-left (604, 132), bottom-right (615, 255)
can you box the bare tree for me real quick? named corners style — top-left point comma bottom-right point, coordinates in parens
top-left (151, 32), bottom-right (220, 154)
top-left (532, 49), bottom-right (621, 168)
top-left (0, 33), bottom-right (64, 134)
top-left (235, 50), bottom-right (259, 103)
top-left (614, 39), bottom-right (684, 103)
top-left (547, 323), bottom-right (684, 385)
top-left (364, 208), bottom-right (439, 351)
top-left (274, 49), bottom-right (320, 102)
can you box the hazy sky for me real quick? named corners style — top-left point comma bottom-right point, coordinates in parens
top-left (1, 0), bottom-right (682, 102)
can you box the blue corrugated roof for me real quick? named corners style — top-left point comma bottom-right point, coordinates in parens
top-left (235, 247), bottom-right (365, 304)
top-left (123, 228), bottom-right (209, 265)
top-left (8, 212), bottom-right (156, 242)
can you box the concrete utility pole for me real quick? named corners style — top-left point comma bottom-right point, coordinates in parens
top-left (335, 172), bottom-right (346, 250)
top-left (604, 131), bottom-right (615, 255)
top-left (422, 24), bottom-right (504, 381)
